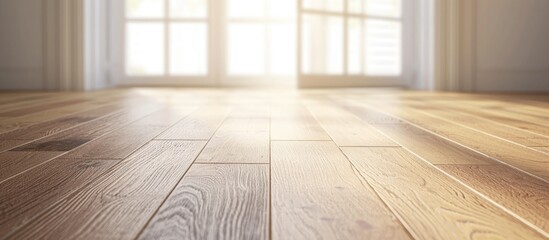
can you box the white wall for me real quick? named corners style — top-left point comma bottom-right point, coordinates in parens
top-left (475, 0), bottom-right (549, 92)
top-left (0, 0), bottom-right (44, 90)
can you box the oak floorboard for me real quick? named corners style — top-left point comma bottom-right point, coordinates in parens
top-left (0, 104), bottom-right (125, 152)
top-left (407, 104), bottom-right (549, 147)
top-left (63, 108), bottom-right (195, 159)
top-left (4, 140), bottom-right (206, 240)
top-left (271, 141), bottom-right (411, 240)
top-left (10, 104), bottom-right (160, 152)
top-left (339, 102), bottom-right (494, 165)
top-left (439, 103), bottom-right (549, 137)
top-left (0, 100), bottom-right (113, 134)
top-left (0, 94), bottom-right (51, 107)
top-left (157, 106), bottom-right (232, 140)
top-left (0, 105), bottom-right (160, 181)
top-left (342, 147), bottom-right (546, 240)
top-left (196, 118), bottom-right (270, 163)
top-left (271, 105), bottom-right (331, 141)
top-left (0, 99), bottom-right (88, 117)
top-left (0, 151), bottom-right (63, 182)
top-left (0, 158), bottom-right (117, 235)
top-left (306, 104), bottom-right (398, 147)
top-left (533, 147), bottom-right (549, 154)
top-left (367, 103), bottom-right (549, 181)
top-left (139, 164), bottom-right (269, 240)
top-left (439, 164), bottom-right (549, 237)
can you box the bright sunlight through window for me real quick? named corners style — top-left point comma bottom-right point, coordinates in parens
top-left (125, 0), bottom-right (402, 80)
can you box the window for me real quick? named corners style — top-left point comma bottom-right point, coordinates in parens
top-left (121, 0), bottom-right (405, 86)
top-left (125, 0), bottom-right (209, 76)
top-left (226, 0), bottom-right (296, 76)
top-left (300, 0), bottom-right (402, 76)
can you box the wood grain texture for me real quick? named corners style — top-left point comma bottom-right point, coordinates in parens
top-left (445, 104), bottom-right (549, 137)
top-left (342, 147), bottom-right (546, 240)
top-left (271, 141), bottom-right (411, 240)
top-left (371, 103), bottom-right (549, 181)
top-left (306, 104), bottom-right (398, 147)
top-left (439, 164), bottom-right (549, 237)
top-left (341, 102), bottom-right (493, 165)
top-left (0, 104), bottom-right (124, 142)
top-left (533, 147), bottom-right (549, 154)
top-left (158, 106), bottom-right (232, 140)
top-left (139, 164), bottom-right (269, 240)
top-left (5, 141), bottom-right (206, 240)
top-left (10, 104), bottom-right (160, 152)
top-left (0, 105), bottom-right (160, 182)
top-left (2, 89), bottom-right (549, 239)
top-left (0, 151), bottom-right (63, 182)
top-left (375, 124), bottom-right (495, 165)
top-left (63, 108), bottom-right (194, 159)
top-left (0, 158), bottom-right (117, 235)
top-left (271, 105), bottom-right (331, 141)
top-left (0, 99), bottom-right (88, 117)
top-left (413, 106), bottom-right (549, 147)
top-left (196, 118), bottom-right (269, 163)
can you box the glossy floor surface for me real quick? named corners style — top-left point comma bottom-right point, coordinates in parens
top-left (0, 88), bottom-right (547, 239)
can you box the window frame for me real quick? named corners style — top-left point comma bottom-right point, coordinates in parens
top-left (297, 0), bottom-right (414, 88)
top-left (120, 0), bottom-right (215, 86)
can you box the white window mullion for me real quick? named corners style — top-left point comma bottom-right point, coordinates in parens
top-left (164, 0), bottom-right (170, 76)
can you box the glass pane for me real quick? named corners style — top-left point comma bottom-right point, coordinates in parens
top-left (228, 23), bottom-right (265, 75)
top-left (170, 0), bottom-right (208, 18)
top-left (170, 23), bottom-right (208, 75)
top-left (303, 0), bottom-right (344, 12)
top-left (126, 0), bottom-right (164, 18)
top-left (347, 18), bottom-right (362, 74)
top-left (126, 23), bottom-right (164, 75)
top-left (269, 0), bottom-right (296, 19)
top-left (348, 0), bottom-right (364, 14)
top-left (301, 14), bottom-right (343, 74)
top-left (228, 0), bottom-right (266, 19)
top-left (365, 19), bottom-right (401, 75)
top-left (270, 23), bottom-right (296, 75)
top-left (366, 0), bottom-right (401, 18)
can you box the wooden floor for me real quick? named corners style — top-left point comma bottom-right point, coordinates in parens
top-left (0, 88), bottom-right (548, 240)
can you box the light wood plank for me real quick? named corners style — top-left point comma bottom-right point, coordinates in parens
top-left (367, 103), bottom-right (549, 181)
top-left (63, 108), bottom-right (194, 159)
top-left (139, 164), bottom-right (269, 240)
top-left (339, 102), bottom-right (493, 165)
top-left (196, 118), bottom-right (269, 163)
top-left (400, 99), bottom-right (549, 147)
top-left (439, 164), bottom-right (549, 237)
top-left (306, 104), bottom-right (398, 147)
top-left (342, 147), bottom-right (546, 240)
top-left (5, 140), bottom-right (206, 240)
top-left (0, 105), bottom-right (160, 181)
top-left (0, 100), bottom-right (113, 134)
top-left (11, 104), bottom-right (160, 152)
top-left (0, 99), bottom-right (88, 117)
top-left (533, 147), bottom-right (549, 154)
top-left (271, 105), bottom-right (331, 141)
top-left (441, 102), bottom-right (549, 137)
top-left (271, 141), bottom-right (411, 240)
top-left (0, 104), bottom-right (125, 152)
top-left (0, 158), bottom-right (117, 235)
top-left (157, 106), bottom-right (232, 140)
top-left (410, 105), bottom-right (549, 147)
